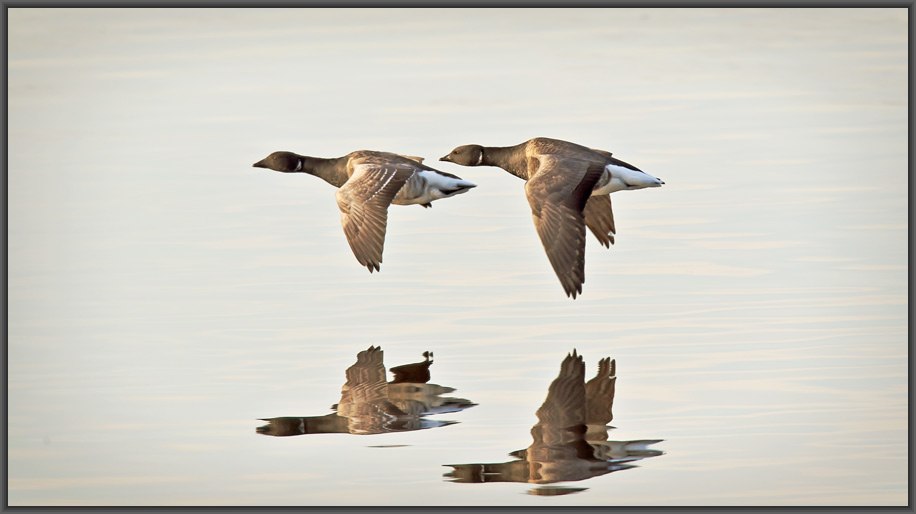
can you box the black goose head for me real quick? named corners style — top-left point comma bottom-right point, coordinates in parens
top-left (440, 144), bottom-right (484, 166)
top-left (253, 151), bottom-right (302, 173)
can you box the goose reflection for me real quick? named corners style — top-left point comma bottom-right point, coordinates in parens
top-left (444, 350), bottom-right (662, 495)
top-left (257, 346), bottom-right (475, 437)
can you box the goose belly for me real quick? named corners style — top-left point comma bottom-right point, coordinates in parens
top-left (591, 164), bottom-right (663, 195)
top-left (392, 170), bottom-right (475, 206)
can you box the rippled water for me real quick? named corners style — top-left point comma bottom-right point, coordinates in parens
top-left (7, 7), bottom-right (908, 506)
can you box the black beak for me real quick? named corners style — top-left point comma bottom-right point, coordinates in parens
top-left (253, 160), bottom-right (267, 168)
top-left (439, 155), bottom-right (451, 162)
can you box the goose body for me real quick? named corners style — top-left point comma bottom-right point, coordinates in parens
top-left (440, 137), bottom-right (663, 298)
top-left (254, 150), bottom-right (476, 272)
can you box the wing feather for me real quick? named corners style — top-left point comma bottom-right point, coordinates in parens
top-left (585, 357), bottom-right (617, 425)
top-left (589, 148), bottom-right (614, 159)
top-left (525, 159), bottom-right (605, 298)
top-left (583, 194), bottom-right (616, 248)
top-left (535, 350), bottom-right (586, 429)
top-left (336, 164), bottom-right (416, 272)
top-left (336, 346), bottom-right (395, 418)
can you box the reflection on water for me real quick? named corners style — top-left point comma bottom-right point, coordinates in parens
top-left (445, 351), bottom-right (662, 495)
top-left (257, 346), bottom-right (475, 437)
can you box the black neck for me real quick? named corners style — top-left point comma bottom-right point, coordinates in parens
top-left (298, 156), bottom-right (348, 188)
top-left (481, 144), bottom-right (528, 179)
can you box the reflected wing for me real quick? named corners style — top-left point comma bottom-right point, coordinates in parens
top-left (534, 350), bottom-right (586, 429)
top-left (389, 360), bottom-right (433, 384)
top-left (585, 357), bottom-right (616, 425)
top-left (583, 194), bottom-right (616, 248)
top-left (339, 346), bottom-right (390, 411)
top-left (336, 164), bottom-right (416, 272)
top-left (525, 159), bottom-right (605, 298)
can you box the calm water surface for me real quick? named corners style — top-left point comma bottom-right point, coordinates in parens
top-left (7, 8), bottom-right (908, 506)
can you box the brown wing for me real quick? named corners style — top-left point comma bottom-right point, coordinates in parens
top-left (336, 163), bottom-right (416, 272)
top-left (525, 158), bottom-right (606, 298)
top-left (534, 350), bottom-right (587, 429)
top-left (397, 154), bottom-right (425, 163)
top-left (589, 148), bottom-right (614, 159)
top-left (583, 194), bottom-right (616, 248)
top-left (337, 346), bottom-right (390, 415)
top-left (584, 357), bottom-right (616, 425)
top-left (515, 352), bottom-right (599, 482)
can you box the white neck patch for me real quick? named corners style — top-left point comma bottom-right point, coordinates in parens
top-left (295, 158), bottom-right (303, 172)
top-left (476, 150), bottom-right (484, 166)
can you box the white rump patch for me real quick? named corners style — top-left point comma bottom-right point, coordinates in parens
top-left (603, 163), bottom-right (664, 191)
top-left (406, 170), bottom-right (476, 205)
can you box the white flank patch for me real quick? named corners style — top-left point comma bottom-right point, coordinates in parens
top-left (418, 170), bottom-right (476, 190)
top-left (603, 163), bottom-right (664, 191)
top-left (417, 169), bottom-right (453, 190)
top-left (404, 170), bottom-right (475, 205)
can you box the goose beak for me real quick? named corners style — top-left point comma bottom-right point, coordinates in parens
top-left (253, 160), bottom-right (267, 168)
top-left (439, 155), bottom-right (451, 162)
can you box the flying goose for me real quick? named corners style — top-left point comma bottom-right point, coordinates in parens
top-left (440, 137), bottom-right (663, 298)
top-left (254, 150), bottom-right (476, 272)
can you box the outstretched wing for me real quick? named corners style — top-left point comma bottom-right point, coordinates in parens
top-left (583, 194), bottom-right (616, 248)
top-left (336, 163), bottom-right (416, 272)
top-left (525, 158), bottom-right (605, 298)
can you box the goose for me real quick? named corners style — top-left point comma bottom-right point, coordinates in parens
top-left (254, 150), bottom-right (476, 272)
top-left (440, 137), bottom-right (663, 298)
